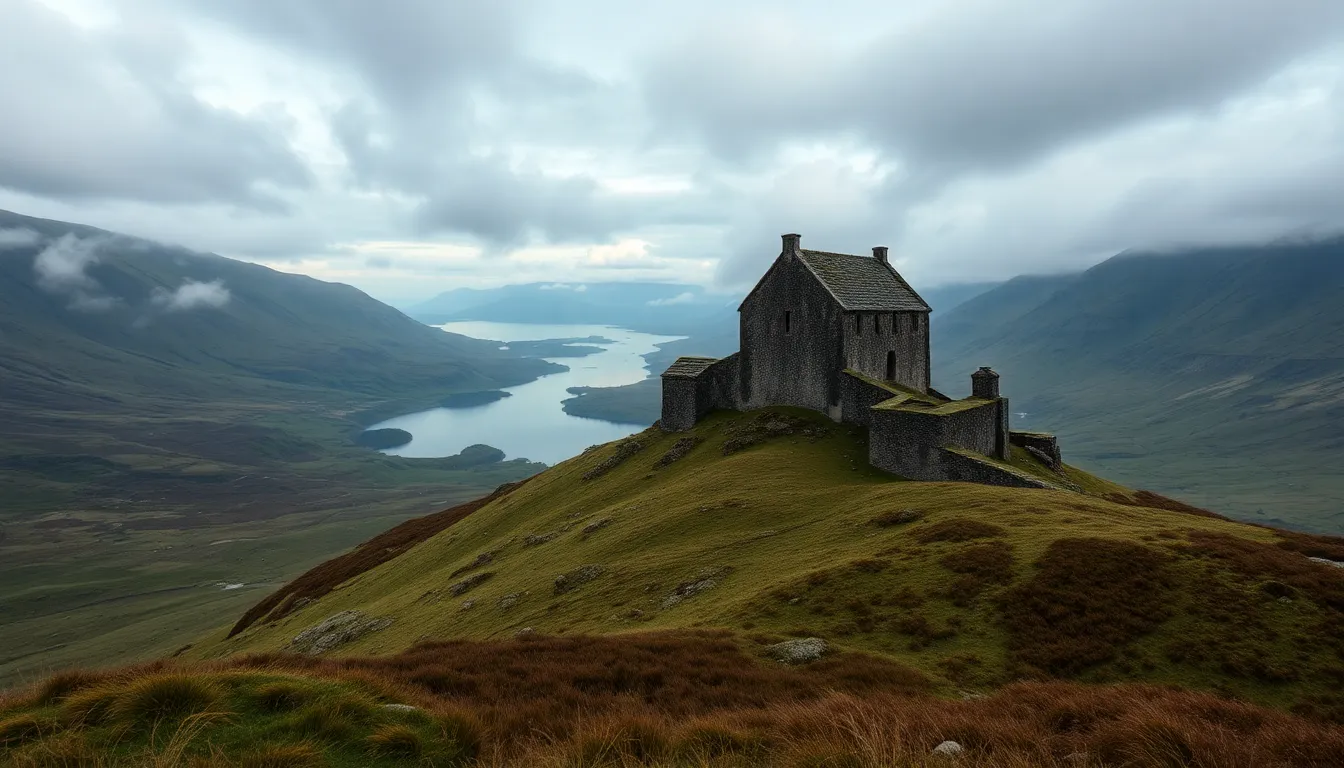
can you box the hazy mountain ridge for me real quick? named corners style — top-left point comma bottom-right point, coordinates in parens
top-left (931, 239), bottom-right (1344, 531)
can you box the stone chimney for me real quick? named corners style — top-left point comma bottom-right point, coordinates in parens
top-left (971, 366), bottom-right (1000, 399)
top-left (873, 246), bottom-right (889, 265)
top-left (782, 233), bottom-right (801, 255)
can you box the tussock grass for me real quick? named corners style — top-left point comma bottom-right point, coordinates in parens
top-left (4, 639), bottom-right (1344, 765)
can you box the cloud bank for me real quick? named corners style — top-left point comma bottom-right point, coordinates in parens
top-left (152, 280), bottom-right (232, 312)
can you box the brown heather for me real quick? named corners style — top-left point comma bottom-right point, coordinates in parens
top-left (5, 631), bottom-right (1344, 766)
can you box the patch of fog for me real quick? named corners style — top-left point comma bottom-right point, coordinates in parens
top-left (1175, 374), bottom-right (1254, 401)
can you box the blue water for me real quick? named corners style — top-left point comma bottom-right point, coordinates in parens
top-left (366, 321), bottom-right (682, 465)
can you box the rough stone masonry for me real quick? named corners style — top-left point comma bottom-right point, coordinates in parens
top-left (660, 233), bottom-right (1064, 489)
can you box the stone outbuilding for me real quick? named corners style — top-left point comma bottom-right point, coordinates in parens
top-left (661, 234), bottom-right (1063, 488)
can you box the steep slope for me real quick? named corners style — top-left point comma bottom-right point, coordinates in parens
top-left (932, 240), bottom-right (1344, 532)
top-left (201, 408), bottom-right (1344, 716)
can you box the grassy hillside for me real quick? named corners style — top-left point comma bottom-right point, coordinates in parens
top-left (931, 239), bottom-right (1344, 533)
top-left (0, 209), bottom-right (560, 686)
top-left (198, 408), bottom-right (1344, 720)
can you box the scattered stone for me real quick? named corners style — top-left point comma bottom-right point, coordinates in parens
top-left (449, 571), bottom-right (494, 596)
top-left (655, 436), bottom-right (703, 467)
top-left (554, 564), bottom-right (606, 594)
top-left (580, 518), bottom-right (612, 539)
top-left (515, 627), bottom-right (536, 638)
top-left (498, 593), bottom-right (522, 610)
top-left (524, 532), bottom-right (559, 547)
top-left (449, 551), bottom-right (495, 578)
top-left (382, 704), bottom-right (419, 713)
top-left (767, 637), bottom-right (828, 664)
top-left (1309, 556), bottom-right (1344, 569)
top-left (291, 597), bottom-right (313, 610)
top-left (290, 611), bottom-right (393, 655)
top-left (461, 600), bottom-right (475, 611)
top-left (722, 412), bottom-right (829, 455)
top-left (661, 566), bottom-right (733, 609)
top-left (932, 740), bottom-right (964, 756)
top-left (583, 439), bottom-right (645, 480)
top-left (957, 691), bottom-right (987, 701)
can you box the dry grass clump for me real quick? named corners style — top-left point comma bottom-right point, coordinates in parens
top-left (366, 723), bottom-right (423, 757)
top-left (229, 480), bottom-right (528, 637)
top-left (1106, 489), bottom-right (1232, 520)
top-left (251, 682), bottom-right (310, 713)
top-left (913, 518), bottom-right (1006, 544)
top-left (868, 508), bottom-right (922, 527)
top-left (237, 741), bottom-right (323, 768)
top-left (109, 673), bottom-right (220, 724)
top-left (1001, 538), bottom-right (1175, 677)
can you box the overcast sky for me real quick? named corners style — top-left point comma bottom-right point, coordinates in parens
top-left (3, 0), bottom-right (1343, 306)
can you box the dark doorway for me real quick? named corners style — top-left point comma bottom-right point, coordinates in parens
top-left (885, 351), bottom-right (896, 381)
top-left (784, 311), bottom-right (791, 333)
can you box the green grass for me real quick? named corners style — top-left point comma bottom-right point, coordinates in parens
top-left (197, 408), bottom-right (1344, 714)
top-left (0, 670), bottom-right (476, 767)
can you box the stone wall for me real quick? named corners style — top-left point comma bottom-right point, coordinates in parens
top-left (660, 378), bottom-right (700, 432)
top-left (1010, 431), bottom-right (1061, 468)
top-left (659, 353), bottom-right (743, 432)
top-left (836, 370), bottom-right (902, 428)
top-left (841, 311), bottom-right (929, 393)
top-left (868, 400), bottom-right (1003, 481)
top-left (738, 252), bottom-right (845, 413)
top-left (939, 448), bottom-right (1054, 488)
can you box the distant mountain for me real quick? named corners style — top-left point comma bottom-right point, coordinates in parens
top-left (932, 239), bottom-right (1344, 532)
top-left (410, 281), bottom-right (736, 333)
top-left (0, 210), bottom-right (555, 420)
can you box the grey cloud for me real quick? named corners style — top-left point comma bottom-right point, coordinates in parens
top-left (0, 0), bottom-right (311, 210)
top-left (364, 255), bottom-right (396, 269)
top-left (0, 228), bottom-right (41, 249)
top-left (32, 233), bottom-right (122, 312)
top-left (644, 0), bottom-right (1344, 174)
top-left (151, 279), bottom-right (232, 311)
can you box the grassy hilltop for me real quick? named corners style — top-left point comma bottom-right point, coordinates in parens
top-left (6, 407), bottom-right (1344, 765)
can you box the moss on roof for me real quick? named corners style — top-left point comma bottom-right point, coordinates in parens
top-left (874, 396), bottom-right (997, 415)
top-left (842, 370), bottom-right (942, 405)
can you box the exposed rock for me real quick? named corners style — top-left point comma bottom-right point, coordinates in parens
top-left (932, 740), bottom-right (964, 756)
top-left (498, 593), bottom-right (522, 610)
top-left (583, 438), bottom-right (645, 480)
top-left (515, 627), bottom-right (536, 638)
top-left (524, 532), bottom-right (559, 547)
top-left (768, 637), bottom-right (828, 664)
top-left (580, 518), bottom-right (613, 539)
top-left (382, 704), bottom-right (419, 713)
top-left (449, 551), bottom-right (495, 578)
top-left (290, 610), bottom-right (393, 655)
top-left (448, 571), bottom-right (494, 596)
top-left (662, 566), bottom-right (733, 609)
top-left (1309, 556), bottom-right (1344, 569)
top-left (722, 412), bottom-right (829, 456)
top-left (655, 436), bottom-right (703, 467)
top-left (460, 600), bottom-right (475, 611)
top-left (554, 564), bottom-right (606, 594)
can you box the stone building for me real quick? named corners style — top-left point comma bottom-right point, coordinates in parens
top-left (660, 234), bottom-right (1064, 488)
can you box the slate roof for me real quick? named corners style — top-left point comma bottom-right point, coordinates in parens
top-left (796, 250), bottom-right (931, 312)
top-left (662, 356), bottom-right (719, 379)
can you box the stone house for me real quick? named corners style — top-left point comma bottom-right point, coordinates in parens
top-left (660, 234), bottom-right (1064, 488)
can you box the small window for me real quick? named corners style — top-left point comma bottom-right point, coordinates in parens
top-left (913, 314), bottom-right (922, 332)
top-left (891, 312), bottom-right (900, 333)
top-left (784, 310), bottom-right (791, 333)
top-left (855, 314), bottom-right (862, 336)
top-left (885, 351), bottom-right (896, 381)
top-left (874, 315), bottom-right (881, 335)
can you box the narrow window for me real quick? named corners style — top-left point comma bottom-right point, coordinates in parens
top-left (885, 351), bottom-right (896, 381)
top-left (913, 314), bottom-right (922, 332)
top-left (784, 310), bottom-right (791, 333)
top-left (892, 312), bottom-right (900, 333)
top-left (874, 315), bottom-right (881, 334)
top-left (855, 314), bottom-right (862, 336)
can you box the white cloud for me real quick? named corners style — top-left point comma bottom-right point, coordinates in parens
top-left (539, 282), bottom-right (588, 291)
top-left (0, 227), bottom-right (41, 249)
top-left (152, 279), bottom-right (231, 311)
top-left (647, 291), bottom-right (697, 306)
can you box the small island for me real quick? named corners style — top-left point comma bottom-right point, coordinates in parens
top-left (439, 443), bottom-right (506, 469)
top-left (441, 391), bottom-right (512, 409)
top-left (354, 428), bottom-right (413, 450)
